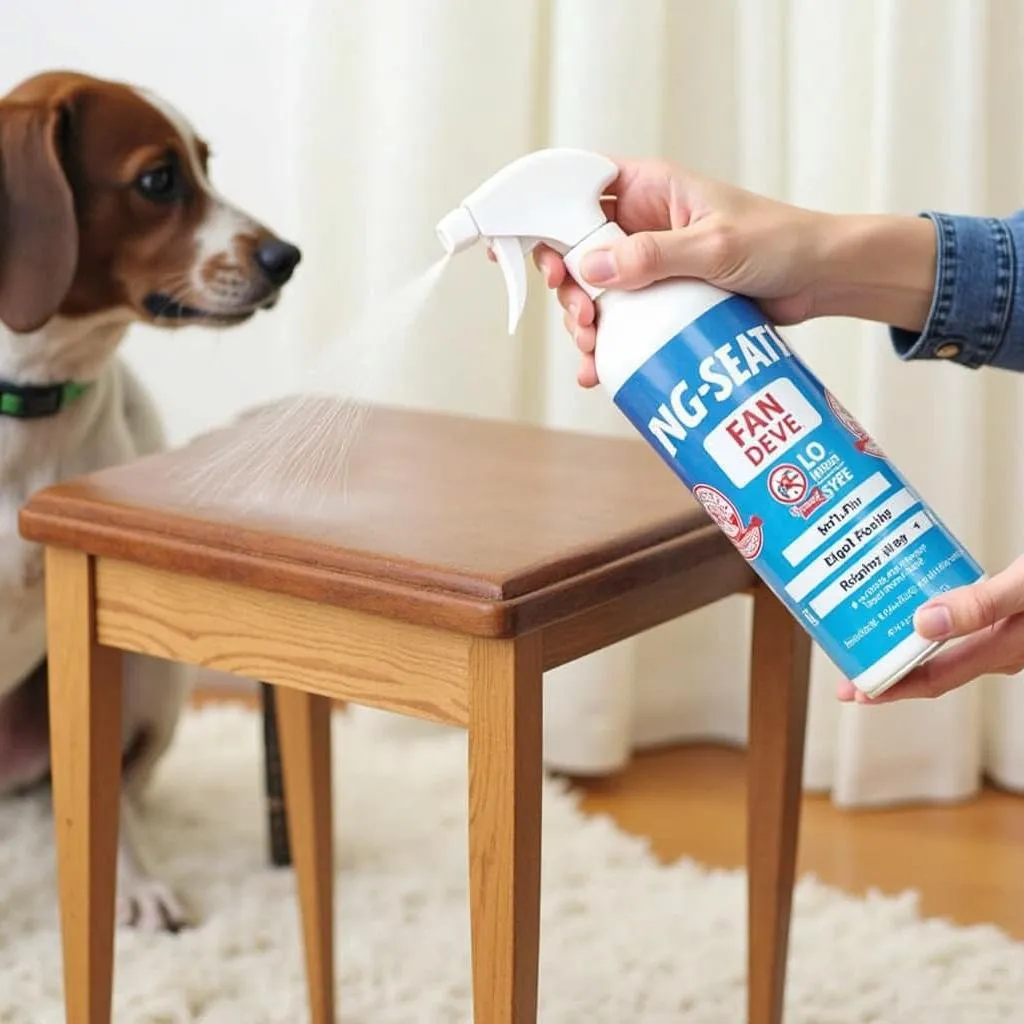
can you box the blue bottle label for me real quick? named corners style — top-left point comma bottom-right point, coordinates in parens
top-left (612, 294), bottom-right (985, 685)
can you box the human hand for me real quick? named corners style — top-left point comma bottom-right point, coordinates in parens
top-left (531, 157), bottom-right (829, 387)
top-left (518, 155), bottom-right (936, 388)
top-left (836, 558), bottom-right (1024, 703)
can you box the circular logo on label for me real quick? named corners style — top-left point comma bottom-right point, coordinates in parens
top-left (692, 484), bottom-right (764, 561)
top-left (824, 390), bottom-right (886, 458)
top-left (768, 463), bottom-right (808, 505)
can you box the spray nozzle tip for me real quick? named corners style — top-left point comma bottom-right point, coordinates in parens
top-left (436, 206), bottom-right (480, 255)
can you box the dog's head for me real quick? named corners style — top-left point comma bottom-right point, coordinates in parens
top-left (0, 70), bottom-right (300, 334)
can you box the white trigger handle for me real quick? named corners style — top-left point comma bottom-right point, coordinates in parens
top-left (437, 149), bottom-right (620, 334)
top-left (490, 236), bottom-right (540, 334)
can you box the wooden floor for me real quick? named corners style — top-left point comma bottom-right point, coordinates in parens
top-left (571, 743), bottom-right (1024, 940)
top-left (196, 684), bottom-right (1024, 941)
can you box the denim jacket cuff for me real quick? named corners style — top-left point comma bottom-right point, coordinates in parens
top-left (890, 211), bottom-right (1017, 370)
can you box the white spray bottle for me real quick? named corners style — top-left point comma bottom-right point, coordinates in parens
top-left (437, 147), bottom-right (984, 697)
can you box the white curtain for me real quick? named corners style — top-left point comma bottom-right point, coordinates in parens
top-left (273, 0), bottom-right (1024, 807)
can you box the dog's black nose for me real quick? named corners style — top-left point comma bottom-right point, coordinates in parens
top-left (254, 239), bottom-right (302, 286)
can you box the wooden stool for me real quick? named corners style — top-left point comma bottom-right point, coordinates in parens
top-left (19, 403), bottom-right (810, 1024)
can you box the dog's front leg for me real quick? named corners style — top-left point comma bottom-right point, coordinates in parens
top-left (116, 652), bottom-right (192, 933)
top-left (117, 794), bottom-right (189, 932)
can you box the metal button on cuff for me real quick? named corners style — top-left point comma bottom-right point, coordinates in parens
top-left (934, 342), bottom-right (962, 359)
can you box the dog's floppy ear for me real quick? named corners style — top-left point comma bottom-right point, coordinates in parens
top-left (0, 102), bottom-right (77, 333)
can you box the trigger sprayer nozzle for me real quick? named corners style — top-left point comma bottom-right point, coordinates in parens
top-left (436, 206), bottom-right (479, 255)
top-left (438, 148), bottom-right (620, 333)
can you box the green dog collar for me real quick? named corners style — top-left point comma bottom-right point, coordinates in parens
top-left (0, 380), bottom-right (91, 419)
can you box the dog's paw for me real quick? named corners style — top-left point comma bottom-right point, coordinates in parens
top-left (117, 879), bottom-right (190, 934)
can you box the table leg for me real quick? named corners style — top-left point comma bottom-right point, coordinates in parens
top-left (467, 635), bottom-right (543, 1024)
top-left (45, 548), bottom-right (123, 1024)
top-left (261, 682), bottom-right (292, 867)
top-left (747, 585), bottom-right (812, 1024)
top-left (275, 687), bottom-right (335, 1024)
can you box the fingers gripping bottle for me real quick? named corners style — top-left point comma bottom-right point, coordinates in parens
top-left (436, 148), bottom-right (985, 697)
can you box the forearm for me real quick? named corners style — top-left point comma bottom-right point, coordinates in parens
top-left (812, 207), bottom-right (1024, 373)
top-left (813, 213), bottom-right (938, 333)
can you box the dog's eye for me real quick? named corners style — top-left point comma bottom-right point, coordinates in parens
top-left (135, 164), bottom-right (182, 203)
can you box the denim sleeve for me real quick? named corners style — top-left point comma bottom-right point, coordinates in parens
top-left (889, 210), bottom-right (1024, 372)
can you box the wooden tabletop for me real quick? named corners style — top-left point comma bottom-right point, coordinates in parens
top-left (20, 400), bottom-right (748, 635)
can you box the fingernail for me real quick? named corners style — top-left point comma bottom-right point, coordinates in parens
top-left (581, 249), bottom-right (616, 284)
top-left (915, 604), bottom-right (953, 639)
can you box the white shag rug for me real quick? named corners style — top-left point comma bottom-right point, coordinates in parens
top-left (1, 705), bottom-right (1022, 1023)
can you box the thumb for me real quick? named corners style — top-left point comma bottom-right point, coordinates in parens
top-left (579, 228), bottom-right (708, 291)
top-left (914, 557), bottom-right (1024, 640)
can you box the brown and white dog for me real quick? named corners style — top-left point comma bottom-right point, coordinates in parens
top-left (0, 70), bottom-right (301, 931)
